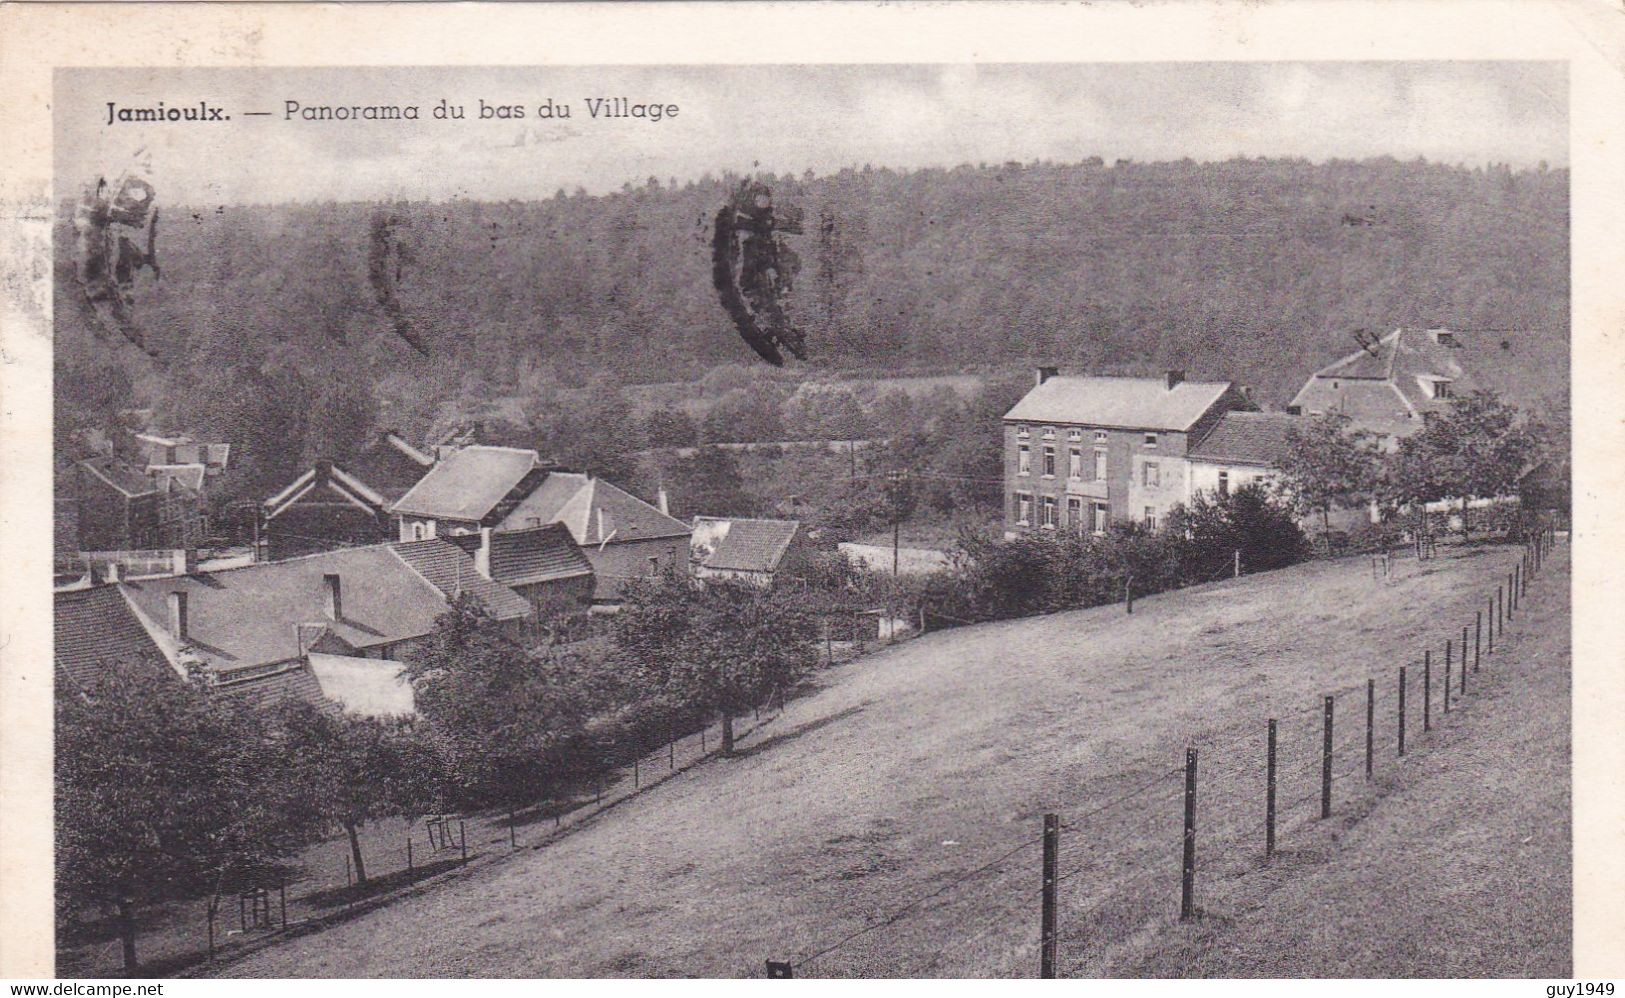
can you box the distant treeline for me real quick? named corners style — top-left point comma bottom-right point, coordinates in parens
top-left (54, 155), bottom-right (1567, 503)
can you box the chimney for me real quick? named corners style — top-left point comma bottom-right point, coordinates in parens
top-left (103, 561), bottom-right (121, 584)
top-left (322, 573), bottom-right (342, 621)
top-left (314, 458), bottom-right (333, 484)
top-left (474, 527), bottom-right (493, 580)
top-left (1035, 365), bottom-right (1059, 386)
top-left (167, 590), bottom-right (188, 642)
top-left (1165, 370), bottom-right (1185, 391)
top-left (656, 488), bottom-right (670, 516)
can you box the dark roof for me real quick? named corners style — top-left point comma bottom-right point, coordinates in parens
top-left (77, 456), bottom-right (155, 498)
top-left (1003, 376), bottom-right (1235, 431)
top-left (54, 585), bottom-right (175, 691)
top-left (390, 446), bottom-right (542, 520)
top-left (263, 462), bottom-right (389, 519)
top-left (121, 541), bottom-right (526, 673)
top-left (209, 664), bottom-right (338, 714)
top-left (345, 433), bottom-right (435, 503)
top-left (447, 524), bottom-right (594, 588)
top-left (501, 472), bottom-right (691, 544)
top-left (694, 517), bottom-right (800, 573)
top-left (390, 539), bottom-right (535, 618)
top-left (1187, 412), bottom-right (1302, 467)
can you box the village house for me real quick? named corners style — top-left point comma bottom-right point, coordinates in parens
top-left (1288, 326), bottom-right (1532, 448)
top-left (262, 432), bottom-right (437, 560)
top-left (1002, 367), bottom-right (1254, 537)
top-left (1184, 411), bottom-right (1300, 502)
top-left (55, 539), bottom-right (533, 718)
top-left (690, 516), bottom-right (807, 587)
top-left (66, 454), bottom-right (208, 554)
top-left (389, 445), bottom-right (553, 540)
top-left (447, 522), bottom-right (596, 619)
top-left (499, 473), bottom-right (691, 604)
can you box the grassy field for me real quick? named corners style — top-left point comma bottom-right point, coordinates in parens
top-left (215, 540), bottom-right (1569, 978)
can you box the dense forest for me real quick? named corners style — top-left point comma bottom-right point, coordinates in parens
top-left (55, 155), bottom-right (1568, 508)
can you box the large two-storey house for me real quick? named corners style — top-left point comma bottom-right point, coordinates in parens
top-left (1002, 368), bottom-right (1254, 538)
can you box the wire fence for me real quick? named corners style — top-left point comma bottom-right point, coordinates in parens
top-left (768, 524), bottom-right (1562, 978)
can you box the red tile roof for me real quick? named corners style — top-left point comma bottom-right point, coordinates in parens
top-left (53, 585), bottom-right (176, 692)
top-left (693, 517), bottom-right (800, 573)
top-left (1187, 412), bottom-right (1302, 468)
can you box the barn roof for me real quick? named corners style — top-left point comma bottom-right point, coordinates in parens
top-left (53, 584), bottom-right (176, 692)
top-left (1003, 376), bottom-right (1234, 432)
top-left (693, 517), bottom-right (801, 573)
top-left (448, 524), bottom-right (594, 588)
top-left (390, 446), bottom-right (542, 521)
top-left (390, 539), bottom-right (535, 617)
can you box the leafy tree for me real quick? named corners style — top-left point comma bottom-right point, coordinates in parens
top-left (641, 405), bottom-right (700, 449)
top-left (659, 447), bottom-right (758, 519)
top-left (1275, 413), bottom-right (1381, 534)
top-left (614, 576), bottom-right (818, 755)
top-left (278, 704), bottom-right (442, 886)
top-left (56, 664), bottom-right (317, 973)
top-left (405, 597), bottom-right (593, 813)
top-left (1169, 483), bottom-right (1312, 579)
top-left (701, 386), bottom-right (785, 444)
top-left (1388, 390), bottom-right (1537, 536)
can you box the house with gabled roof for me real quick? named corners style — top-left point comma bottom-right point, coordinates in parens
top-left (690, 516), bottom-right (806, 587)
top-left (1002, 367), bottom-right (1254, 538)
top-left (446, 523), bottom-right (595, 618)
top-left (68, 539), bottom-right (532, 717)
top-left (1288, 326), bottom-right (1540, 448)
top-left (1185, 411), bottom-right (1300, 503)
top-left (263, 432), bottom-right (436, 559)
top-left (69, 455), bottom-right (207, 553)
top-left (390, 445), bottom-right (551, 540)
top-left (498, 472), bottom-right (691, 603)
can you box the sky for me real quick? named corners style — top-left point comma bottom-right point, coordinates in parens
top-left (56, 62), bottom-right (1567, 204)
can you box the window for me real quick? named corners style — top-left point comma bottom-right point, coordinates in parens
top-left (648, 556), bottom-right (661, 576)
top-left (1434, 379), bottom-right (1454, 399)
top-left (1217, 471), bottom-right (1230, 498)
top-left (1093, 430), bottom-right (1108, 443)
top-left (1017, 424), bottom-right (1031, 438)
top-left (1142, 461), bottom-right (1160, 488)
top-left (1068, 447), bottom-right (1083, 479)
top-left (1067, 496), bottom-right (1083, 529)
top-left (411, 522), bottom-right (426, 541)
top-left (1041, 496), bottom-right (1058, 528)
top-left (1093, 448), bottom-right (1108, 481)
top-left (1018, 444), bottom-right (1031, 475)
top-left (1042, 446), bottom-right (1056, 478)
top-left (1041, 426), bottom-right (1056, 440)
top-left (1091, 502), bottom-right (1110, 534)
top-left (1144, 506), bottom-right (1157, 531)
top-left (1067, 428), bottom-right (1083, 441)
top-left (1143, 432), bottom-right (1159, 448)
top-left (1015, 492), bottom-right (1033, 526)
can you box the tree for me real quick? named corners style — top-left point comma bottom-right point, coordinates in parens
top-left (701, 386), bottom-right (785, 444)
top-left (278, 704), bottom-right (441, 886)
top-left (1389, 391), bottom-right (1537, 537)
top-left (405, 597), bottom-right (592, 813)
top-left (641, 405), bottom-right (699, 449)
top-left (613, 577), bottom-right (818, 755)
top-left (659, 447), bottom-right (758, 519)
top-left (1275, 413), bottom-right (1381, 534)
top-left (56, 664), bottom-right (316, 973)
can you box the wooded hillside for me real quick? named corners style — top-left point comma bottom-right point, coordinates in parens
top-left (55, 155), bottom-right (1568, 494)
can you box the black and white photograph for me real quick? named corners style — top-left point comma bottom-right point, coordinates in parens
top-left (2, 1), bottom-right (1620, 983)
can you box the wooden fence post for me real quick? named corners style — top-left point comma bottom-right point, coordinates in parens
top-left (1365, 679), bottom-right (1375, 781)
top-left (407, 830), bottom-right (413, 874)
top-left (1398, 666), bottom-right (1407, 757)
top-left (459, 819), bottom-right (468, 864)
top-left (1266, 719), bottom-right (1277, 859)
top-left (1320, 696), bottom-right (1333, 819)
top-left (1443, 654), bottom-right (1451, 713)
top-left (1459, 631), bottom-right (1467, 696)
top-left (1125, 575), bottom-right (1134, 614)
top-left (1506, 573), bottom-right (1515, 620)
top-left (1423, 650), bottom-right (1431, 732)
top-left (1475, 611), bottom-right (1482, 671)
top-left (1041, 814), bottom-right (1059, 978)
top-left (1180, 748), bottom-right (1198, 920)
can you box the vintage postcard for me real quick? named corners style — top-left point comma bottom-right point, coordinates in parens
top-left (2, 0), bottom-right (1622, 982)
